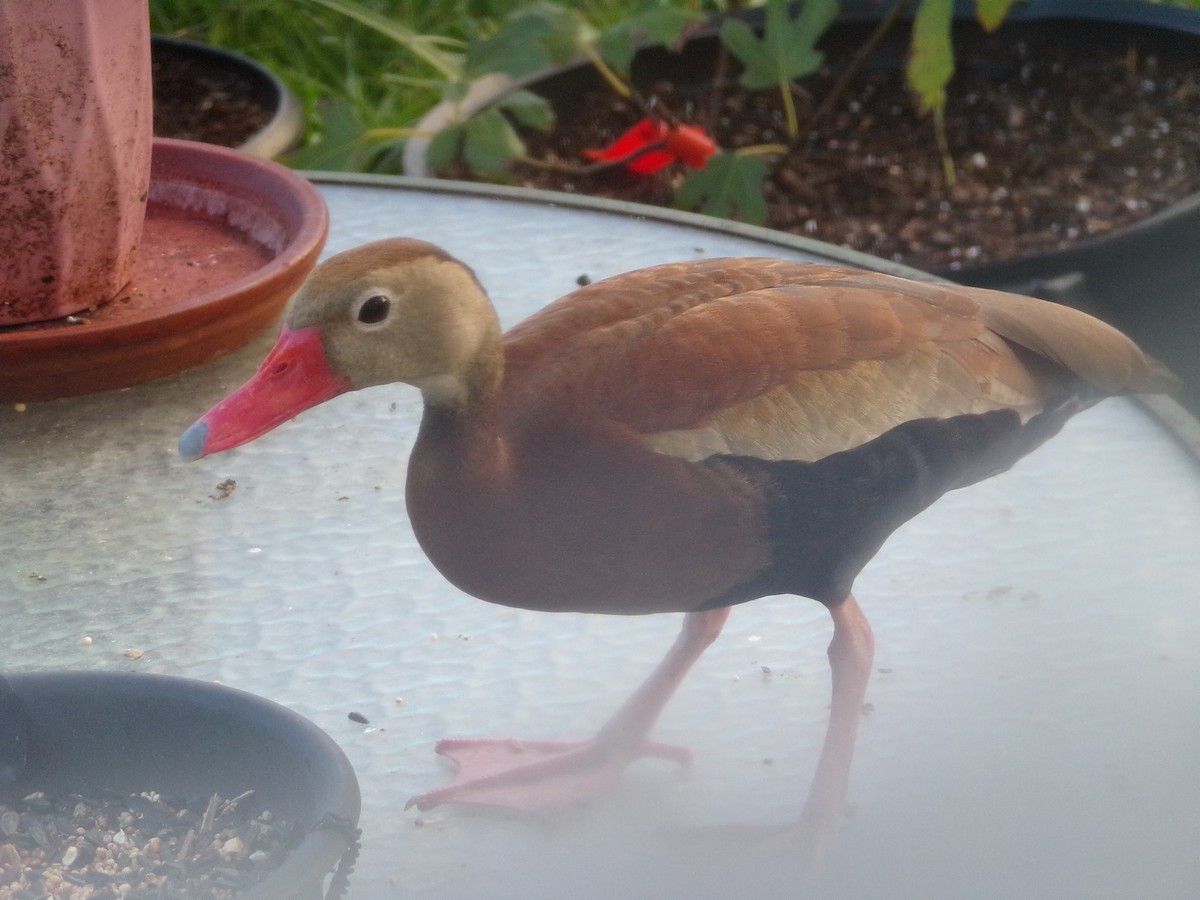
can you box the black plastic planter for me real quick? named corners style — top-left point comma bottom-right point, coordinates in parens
top-left (921, 1), bottom-right (1200, 416)
top-left (408, 0), bottom-right (1200, 293)
top-left (407, 0), bottom-right (1200, 416)
top-left (152, 36), bottom-right (304, 159)
top-left (1, 671), bottom-right (360, 900)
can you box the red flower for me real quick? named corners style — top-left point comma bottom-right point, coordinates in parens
top-left (583, 118), bottom-right (717, 175)
top-left (663, 124), bottom-right (718, 168)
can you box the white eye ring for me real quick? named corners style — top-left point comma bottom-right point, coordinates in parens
top-left (356, 293), bottom-right (391, 326)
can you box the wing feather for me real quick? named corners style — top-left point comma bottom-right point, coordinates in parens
top-left (501, 260), bottom-right (1158, 462)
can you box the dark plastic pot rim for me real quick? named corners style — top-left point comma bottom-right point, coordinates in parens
top-left (840, 0), bottom-right (1200, 32)
top-left (152, 35), bottom-right (304, 159)
top-left (3, 670), bottom-right (360, 900)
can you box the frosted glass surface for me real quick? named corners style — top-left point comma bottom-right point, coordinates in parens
top-left (3, 180), bottom-right (1198, 899)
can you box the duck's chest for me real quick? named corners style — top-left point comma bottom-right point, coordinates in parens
top-left (404, 430), bottom-right (772, 616)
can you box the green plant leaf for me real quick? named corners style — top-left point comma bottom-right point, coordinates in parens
top-left (907, 0), bottom-right (955, 114)
top-left (907, 0), bottom-right (960, 185)
top-left (496, 90), bottom-right (555, 133)
top-left (465, 17), bottom-right (553, 78)
top-left (465, 1), bottom-right (594, 79)
top-left (975, 0), bottom-right (1018, 32)
top-left (426, 92), bottom-right (549, 177)
top-left (518, 2), bottom-right (597, 63)
top-left (719, 0), bottom-right (838, 92)
top-left (284, 98), bottom-right (374, 172)
top-left (462, 108), bottom-right (527, 175)
top-left (674, 154), bottom-right (769, 225)
top-left (597, 8), bottom-right (707, 76)
top-left (718, 21), bottom-right (775, 92)
top-left (425, 121), bottom-right (467, 175)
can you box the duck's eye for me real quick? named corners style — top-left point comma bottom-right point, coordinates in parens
top-left (357, 294), bottom-right (391, 325)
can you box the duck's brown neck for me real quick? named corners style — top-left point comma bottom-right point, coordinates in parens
top-left (406, 372), bottom-right (521, 606)
top-left (412, 347), bottom-right (507, 476)
top-left (416, 402), bottom-right (499, 465)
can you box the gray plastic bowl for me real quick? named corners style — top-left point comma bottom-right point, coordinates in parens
top-left (1, 671), bottom-right (360, 900)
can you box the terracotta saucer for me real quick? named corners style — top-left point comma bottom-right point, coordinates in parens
top-left (0, 138), bottom-right (328, 402)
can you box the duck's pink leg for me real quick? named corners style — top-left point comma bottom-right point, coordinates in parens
top-left (406, 606), bottom-right (731, 816)
top-left (647, 596), bottom-right (874, 880)
top-left (795, 593), bottom-right (875, 863)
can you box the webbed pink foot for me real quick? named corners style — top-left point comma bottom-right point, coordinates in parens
top-left (406, 736), bottom-right (692, 815)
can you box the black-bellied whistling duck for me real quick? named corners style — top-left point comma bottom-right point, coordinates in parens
top-left (179, 238), bottom-right (1171, 845)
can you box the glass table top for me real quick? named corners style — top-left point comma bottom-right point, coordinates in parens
top-left (3, 178), bottom-right (1198, 899)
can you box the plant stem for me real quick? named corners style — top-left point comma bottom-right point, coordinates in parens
top-left (772, 0), bottom-right (910, 174)
top-left (779, 80), bottom-right (799, 140)
top-left (810, 0), bottom-right (909, 132)
top-left (933, 106), bottom-right (957, 187)
top-left (704, 33), bottom-right (731, 133)
top-left (580, 41), bottom-right (632, 100)
top-left (513, 137), bottom-right (671, 175)
top-left (579, 40), bottom-right (683, 128)
top-left (704, 0), bottom-right (741, 132)
top-left (736, 143), bottom-right (790, 157)
top-left (363, 127), bottom-right (431, 140)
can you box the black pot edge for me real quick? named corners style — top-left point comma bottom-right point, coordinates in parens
top-left (309, 170), bottom-right (1200, 461)
top-left (400, 1), bottom-right (1200, 424)
top-left (3, 670), bottom-right (361, 900)
top-left (650, 0), bottom-right (1200, 37)
top-left (844, 0), bottom-right (1200, 33)
top-left (151, 35), bottom-right (305, 159)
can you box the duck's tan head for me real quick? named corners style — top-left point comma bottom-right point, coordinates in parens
top-left (180, 238), bottom-right (500, 461)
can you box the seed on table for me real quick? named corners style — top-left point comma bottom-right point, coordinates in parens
top-left (62, 843), bottom-right (95, 868)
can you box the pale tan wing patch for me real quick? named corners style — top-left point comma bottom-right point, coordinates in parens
top-left (652, 348), bottom-right (998, 465)
top-left (645, 334), bottom-right (1048, 463)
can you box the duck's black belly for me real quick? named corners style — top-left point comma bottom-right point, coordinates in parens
top-left (705, 404), bottom-right (1080, 609)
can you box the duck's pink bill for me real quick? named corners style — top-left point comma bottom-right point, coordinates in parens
top-left (179, 325), bottom-right (349, 461)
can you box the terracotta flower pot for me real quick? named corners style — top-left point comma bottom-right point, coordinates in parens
top-left (0, 138), bottom-right (330, 403)
top-left (0, 0), bottom-right (152, 326)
